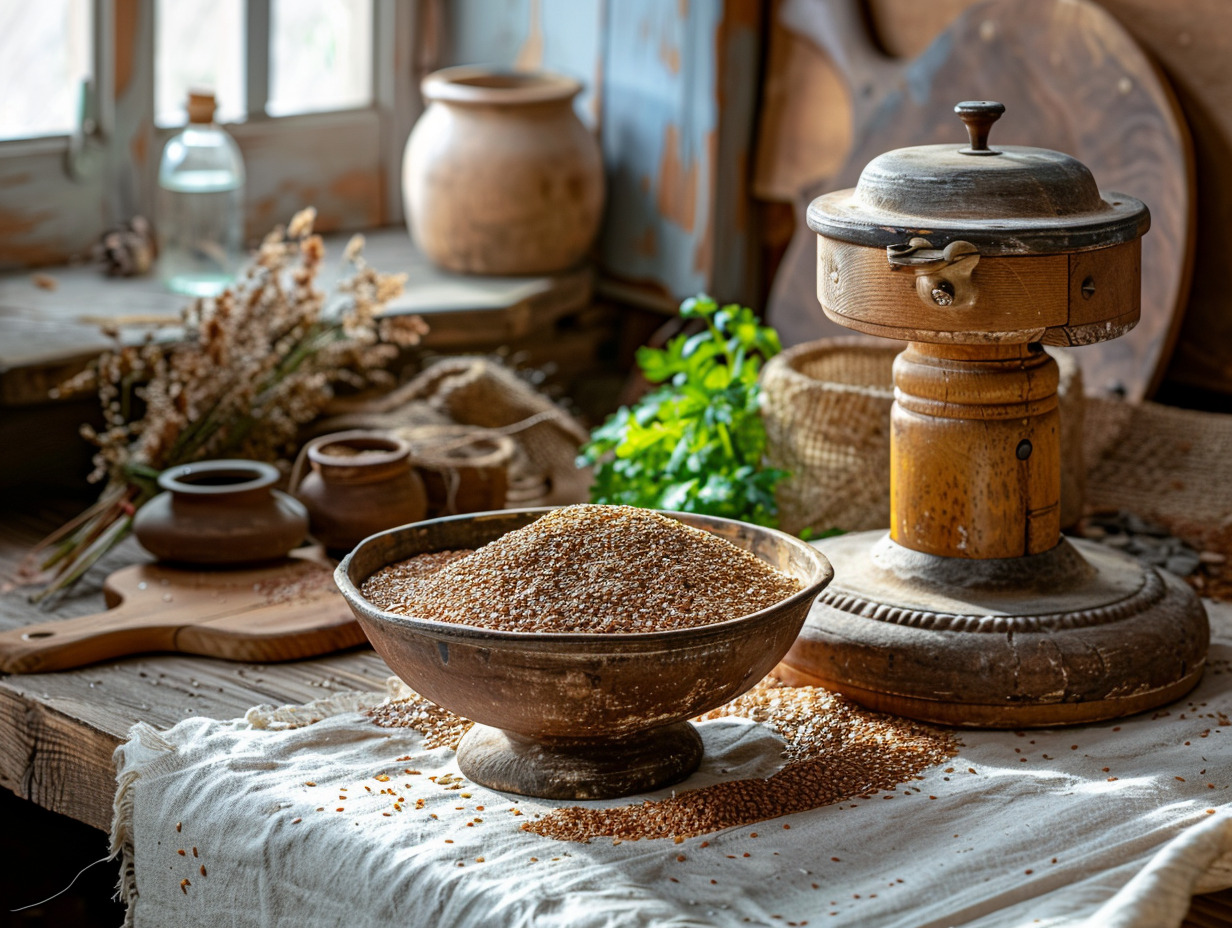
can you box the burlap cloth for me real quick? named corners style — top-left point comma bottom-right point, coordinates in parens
top-left (1081, 397), bottom-right (1232, 540)
top-left (315, 357), bottom-right (592, 508)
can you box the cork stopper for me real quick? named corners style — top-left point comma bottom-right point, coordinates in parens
top-left (186, 90), bottom-right (217, 125)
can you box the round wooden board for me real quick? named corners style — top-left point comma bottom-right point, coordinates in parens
top-left (768, 0), bottom-right (1195, 401)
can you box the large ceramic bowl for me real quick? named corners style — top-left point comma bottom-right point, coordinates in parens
top-left (335, 508), bottom-right (833, 799)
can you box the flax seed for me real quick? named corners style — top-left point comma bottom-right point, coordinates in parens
top-left (518, 678), bottom-right (958, 843)
top-left (360, 505), bottom-right (801, 633)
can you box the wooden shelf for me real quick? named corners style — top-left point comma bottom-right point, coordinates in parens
top-left (0, 227), bottom-right (593, 406)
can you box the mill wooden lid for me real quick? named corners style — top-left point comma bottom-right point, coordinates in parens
top-left (807, 101), bottom-right (1150, 255)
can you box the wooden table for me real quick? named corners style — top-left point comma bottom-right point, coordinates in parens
top-left (0, 505), bottom-right (395, 835)
top-left (2, 504), bottom-right (1231, 926)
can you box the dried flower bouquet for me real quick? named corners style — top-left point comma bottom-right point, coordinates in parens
top-left (30, 208), bottom-right (427, 602)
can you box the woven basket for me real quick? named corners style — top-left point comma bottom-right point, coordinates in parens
top-left (761, 337), bottom-right (1086, 536)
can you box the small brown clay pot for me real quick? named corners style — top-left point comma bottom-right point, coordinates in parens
top-left (293, 431), bottom-right (427, 554)
top-left (133, 460), bottom-right (309, 565)
top-left (402, 66), bottom-right (605, 274)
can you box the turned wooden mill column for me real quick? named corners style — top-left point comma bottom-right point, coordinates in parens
top-left (778, 102), bottom-right (1207, 727)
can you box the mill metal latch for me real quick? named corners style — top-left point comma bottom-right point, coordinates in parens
top-left (886, 237), bottom-right (980, 308)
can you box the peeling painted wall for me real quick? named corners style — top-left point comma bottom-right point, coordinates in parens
top-left (443, 0), bottom-right (605, 129)
top-left (600, 1), bottom-right (717, 300)
top-left (441, 0), bottom-right (762, 307)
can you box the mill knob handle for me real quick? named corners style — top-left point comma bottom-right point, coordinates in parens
top-left (955, 101), bottom-right (1005, 155)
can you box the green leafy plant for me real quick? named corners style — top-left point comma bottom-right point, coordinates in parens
top-left (578, 294), bottom-right (786, 527)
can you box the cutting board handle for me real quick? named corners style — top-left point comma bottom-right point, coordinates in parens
top-left (779, 0), bottom-right (899, 125)
top-left (0, 554), bottom-right (364, 674)
top-left (0, 601), bottom-right (184, 674)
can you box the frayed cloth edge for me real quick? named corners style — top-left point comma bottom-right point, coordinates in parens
top-left (110, 723), bottom-right (177, 928)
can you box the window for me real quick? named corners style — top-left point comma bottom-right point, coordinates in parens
top-left (0, 1), bottom-right (93, 141)
top-left (154, 0), bottom-right (245, 127)
top-left (267, 0), bottom-right (373, 117)
top-left (0, 0), bottom-right (423, 271)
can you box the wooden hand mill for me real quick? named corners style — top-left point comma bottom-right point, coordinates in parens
top-left (778, 101), bottom-right (1209, 726)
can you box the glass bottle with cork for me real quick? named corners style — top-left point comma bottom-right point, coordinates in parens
top-left (157, 89), bottom-right (246, 297)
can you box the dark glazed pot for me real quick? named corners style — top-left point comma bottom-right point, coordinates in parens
top-left (133, 460), bottom-right (308, 565)
top-left (293, 431), bottom-right (427, 554)
top-left (335, 509), bottom-right (833, 800)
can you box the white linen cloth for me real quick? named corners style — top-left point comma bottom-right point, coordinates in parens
top-left (112, 601), bottom-right (1232, 928)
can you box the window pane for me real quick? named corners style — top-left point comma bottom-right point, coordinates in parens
top-left (0, 0), bottom-right (91, 140)
top-left (155, 0), bottom-right (244, 127)
top-left (268, 0), bottom-right (372, 117)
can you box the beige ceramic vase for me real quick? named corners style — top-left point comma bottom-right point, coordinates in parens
top-left (403, 66), bottom-right (604, 275)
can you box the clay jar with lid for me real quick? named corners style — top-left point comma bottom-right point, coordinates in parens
top-left (402, 66), bottom-right (604, 274)
top-left (132, 460), bottom-right (309, 565)
top-left (293, 431), bottom-right (427, 554)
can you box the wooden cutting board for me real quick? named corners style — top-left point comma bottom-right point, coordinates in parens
top-left (766, 0), bottom-right (1195, 401)
top-left (0, 551), bottom-right (367, 673)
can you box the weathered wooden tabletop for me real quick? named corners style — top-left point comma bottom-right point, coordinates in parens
top-left (0, 502), bottom-right (396, 833)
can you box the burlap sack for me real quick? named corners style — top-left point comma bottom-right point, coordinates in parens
top-left (1083, 397), bottom-right (1232, 537)
top-left (312, 357), bottom-right (591, 509)
top-left (761, 337), bottom-right (1085, 536)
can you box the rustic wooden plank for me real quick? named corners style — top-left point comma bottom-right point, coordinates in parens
top-left (0, 142), bottom-right (108, 269)
top-left (597, 0), bottom-right (762, 306)
top-left (0, 684), bottom-right (121, 832)
top-left (0, 506), bottom-right (395, 830)
top-left (0, 650), bottom-right (394, 831)
top-left (227, 110), bottom-right (385, 236)
top-left (1092, 0), bottom-right (1232, 396)
top-left (751, 0), bottom-right (850, 203)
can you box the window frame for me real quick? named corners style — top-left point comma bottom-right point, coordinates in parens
top-left (0, 0), bottom-right (427, 271)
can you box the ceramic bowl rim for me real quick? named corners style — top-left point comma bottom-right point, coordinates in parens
top-left (306, 429), bottom-right (410, 469)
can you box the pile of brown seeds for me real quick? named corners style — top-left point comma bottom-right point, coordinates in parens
top-left (524, 680), bottom-right (960, 842)
top-left (366, 690), bottom-right (472, 750)
top-left (360, 505), bottom-right (802, 633)
top-left (366, 677), bottom-right (960, 843)
top-left (362, 550), bottom-right (473, 608)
